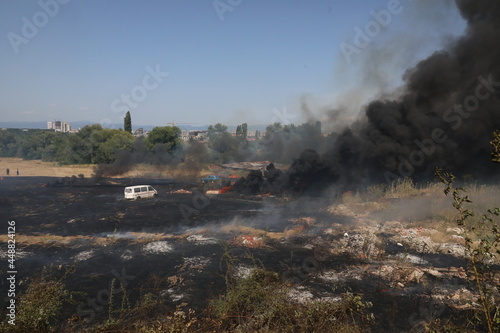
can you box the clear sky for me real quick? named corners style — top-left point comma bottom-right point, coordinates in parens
top-left (0, 0), bottom-right (466, 128)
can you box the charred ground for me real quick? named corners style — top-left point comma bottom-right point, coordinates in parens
top-left (1, 175), bottom-right (495, 332)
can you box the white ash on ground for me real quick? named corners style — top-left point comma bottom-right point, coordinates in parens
top-left (143, 240), bottom-right (174, 254)
top-left (72, 250), bottom-right (95, 262)
top-left (186, 234), bottom-right (218, 245)
top-left (233, 265), bottom-right (255, 279)
top-left (179, 256), bottom-right (211, 271)
top-left (120, 249), bottom-right (134, 261)
top-left (287, 286), bottom-right (314, 304)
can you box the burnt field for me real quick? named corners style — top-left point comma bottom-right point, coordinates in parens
top-left (0, 176), bottom-right (497, 332)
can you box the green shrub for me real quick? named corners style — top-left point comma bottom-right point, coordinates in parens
top-left (209, 268), bottom-right (373, 332)
top-left (0, 268), bottom-right (77, 333)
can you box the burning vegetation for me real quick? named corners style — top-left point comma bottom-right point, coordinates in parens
top-left (231, 0), bottom-right (500, 196)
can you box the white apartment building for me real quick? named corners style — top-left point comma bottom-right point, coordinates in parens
top-left (47, 121), bottom-right (71, 133)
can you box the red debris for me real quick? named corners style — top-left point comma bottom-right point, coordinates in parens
top-left (219, 186), bottom-right (233, 194)
top-left (231, 235), bottom-right (265, 248)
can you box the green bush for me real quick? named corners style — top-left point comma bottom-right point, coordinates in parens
top-left (0, 269), bottom-right (77, 333)
top-left (209, 268), bottom-right (373, 332)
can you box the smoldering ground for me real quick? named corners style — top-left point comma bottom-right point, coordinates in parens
top-left (3, 175), bottom-right (493, 331)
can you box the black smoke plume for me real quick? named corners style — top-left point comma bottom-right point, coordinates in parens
top-left (237, 0), bottom-right (500, 195)
top-left (92, 150), bottom-right (135, 181)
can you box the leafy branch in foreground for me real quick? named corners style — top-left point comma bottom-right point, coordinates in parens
top-left (491, 130), bottom-right (500, 164)
top-left (435, 169), bottom-right (500, 333)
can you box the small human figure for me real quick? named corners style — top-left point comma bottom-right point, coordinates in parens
top-left (6, 168), bottom-right (9, 176)
top-left (16, 169), bottom-right (19, 176)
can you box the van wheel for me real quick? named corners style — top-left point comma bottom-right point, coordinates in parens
top-left (136, 196), bottom-right (141, 200)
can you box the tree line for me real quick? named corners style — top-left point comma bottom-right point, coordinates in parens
top-left (0, 125), bottom-right (180, 165)
top-left (0, 121), bottom-right (331, 166)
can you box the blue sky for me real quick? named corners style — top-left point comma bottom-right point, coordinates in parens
top-left (0, 0), bottom-right (466, 128)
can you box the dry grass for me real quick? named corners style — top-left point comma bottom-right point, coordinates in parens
top-left (8, 232), bottom-right (172, 248)
top-left (0, 157), bottom-right (94, 178)
top-left (0, 158), bottom-right (211, 179)
top-left (10, 234), bottom-right (113, 248)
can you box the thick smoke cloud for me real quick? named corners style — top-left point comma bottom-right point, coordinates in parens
top-left (238, 0), bottom-right (500, 195)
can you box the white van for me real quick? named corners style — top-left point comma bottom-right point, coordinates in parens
top-left (124, 185), bottom-right (157, 200)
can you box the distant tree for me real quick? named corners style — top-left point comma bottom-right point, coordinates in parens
top-left (235, 123), bottom-right (248, 140)
top-left (242, 123), bottom-right (248, 139)
top-left (206, 123), bottom-right (241, 163)
top-left (145, 126), bottom-right (181, 153)
top-left (0, 130), bottom-right (19, 157)
top-left (124, 111), bottom-right (132, 133)
top-left (17, 130), bottom-right (65, 160)
top-left (96, 130), bottom-right (134, 163)
top-left (61, 134), bottom-right (92, 164)
top-left (207, 123), bottom-right (228, 138)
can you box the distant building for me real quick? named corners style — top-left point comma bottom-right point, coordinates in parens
top-left (133, 128), bottom-right (149, 137)
top-left (48, 121), bottom-right (71, 133)
top-left (181, 130), bottom-right (207, 142)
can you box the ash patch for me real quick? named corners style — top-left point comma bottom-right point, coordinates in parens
top-left (392, 253), bottom-right (429, 265)
top-left (0, 250), bottom-right (32, 259)
top-left (186, 234), bottom-right (218, 245)
top-left (162, 288), bottom-right (186, 302)
top-left (72, 250), bottom-right (95, 262)
top-left (233, 265), bottom-right (255, 279)
top-left (143, 241), bottom-right (174, 254)
top-left (288, 287), bottom-right (314, 304)
top-left (120, 249), bottom-right (134, 261)
top-left (181, 256), bottom-right (211, 271)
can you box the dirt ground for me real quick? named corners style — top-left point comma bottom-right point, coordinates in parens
top-left (0, 158), bottom-right (221, 179)
top-left (0, 158), bottom-right (95, 178)
top-left (0, 171), bottom-right (494, 332)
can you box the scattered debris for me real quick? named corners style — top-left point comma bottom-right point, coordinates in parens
top-left (231, 235), bottom-right (265, 248)
top-left (178, 256), bottom-right (211, 271)
top-left (170, 189), bottom-right (192, 194)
